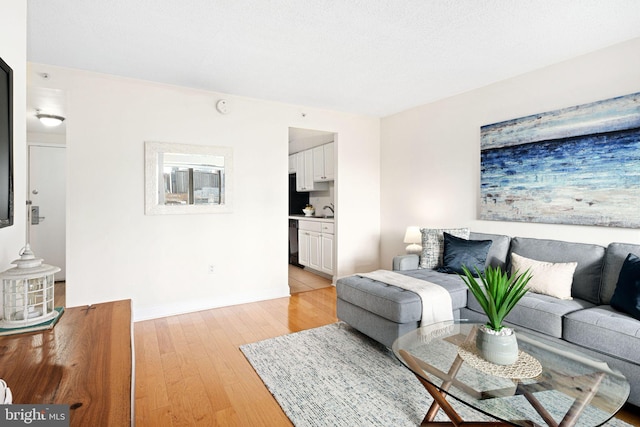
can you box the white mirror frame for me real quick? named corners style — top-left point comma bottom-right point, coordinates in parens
top-left (145, 141), bottom-right (233, 215)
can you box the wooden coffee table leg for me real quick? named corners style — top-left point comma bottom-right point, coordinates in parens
top-left (559, 372), bottom-right (604, 427)
top-left (424, 351), bottom-right (467, 422)
top-left (516, 371), bottom-right (605, 427)
top-left (423, 326), bottom-right (480, 421)
top-left (399, 349), bottom-right (510, 426)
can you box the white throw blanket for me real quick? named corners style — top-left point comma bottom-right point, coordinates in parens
top-left (358, 270), bottom-right (453, 325)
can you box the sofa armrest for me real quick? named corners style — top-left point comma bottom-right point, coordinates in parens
top-left (392, 254), bottom-right (419, 271)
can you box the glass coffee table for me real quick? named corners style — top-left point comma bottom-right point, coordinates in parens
top-left (392, 320), bottom-right (629, 427)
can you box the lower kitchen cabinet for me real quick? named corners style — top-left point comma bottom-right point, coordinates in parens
top-left (320, 232), bottom-right (334, 274)
top-left (298, 229), bottom-right (321, 271)
top-left (298, 220), bottom-right (334, 275)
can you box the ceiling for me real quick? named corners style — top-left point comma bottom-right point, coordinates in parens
top-left (26, 0), bottom-right (640, 120)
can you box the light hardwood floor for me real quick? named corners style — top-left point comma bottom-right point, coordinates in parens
top-left (134, 286), bottom-right (337, 426)
top-left (288, 264), bottom-right (333, 293)
top-left (54, 281), bottom-right (65, 307)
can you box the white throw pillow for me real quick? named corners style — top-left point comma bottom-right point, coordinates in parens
top-left (510, 252), bottom-right (577, 300)
top-left (419, 228), bottom-right (470, 269)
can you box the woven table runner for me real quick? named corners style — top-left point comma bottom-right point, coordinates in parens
top-left (457, 342), bottom-right (542, 379)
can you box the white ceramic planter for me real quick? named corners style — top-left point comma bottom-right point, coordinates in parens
top-left (476, 326), bottom-right (519, 365)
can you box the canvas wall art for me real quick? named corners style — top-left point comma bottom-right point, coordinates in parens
top-left (480, 92), bottom-right (640, 228)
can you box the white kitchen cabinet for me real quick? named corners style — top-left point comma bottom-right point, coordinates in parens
top-left (295, 150), bottom-right (328, 192)
top-left (300, 221), bottom-right (322, 270)
top-left (320, 230), bottom-right (334, 274)
top-left (298, 229), bottom-right (311, 266)
top-left (313, 142), bottom-right (334, 182)
top-left (307, 231), bottom-right (322, 271)
top-left (299, 220), bottom-right (333, 275)
top-left (288, 154), bottom-right (297, 174)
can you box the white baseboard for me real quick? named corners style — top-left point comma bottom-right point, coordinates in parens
top-left (132, 287), bottom-right (291, 322)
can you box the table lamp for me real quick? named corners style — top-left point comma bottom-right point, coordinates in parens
top-left (403, 226), bottom-right (422, 255)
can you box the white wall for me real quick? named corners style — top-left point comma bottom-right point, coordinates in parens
top-left (380, 38), bottom-right (640, 265)
top-left (27, 64), bottom-right (380, 320)
top-left (27, 132), bottom-right (65, 145)
top-left (0, 1), bottom-right (27, 270)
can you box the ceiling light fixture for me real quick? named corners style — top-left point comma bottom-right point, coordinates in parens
top-left (36, 112), bottom-right (65, 127)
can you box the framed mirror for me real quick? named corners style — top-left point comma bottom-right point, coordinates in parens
top-left (145, 141), bottom-right (233, 215)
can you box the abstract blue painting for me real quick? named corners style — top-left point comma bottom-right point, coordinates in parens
top-left (480, 92), bottom-right (640, 228)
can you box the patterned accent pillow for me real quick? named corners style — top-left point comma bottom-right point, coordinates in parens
top-left (419, 228), bottom-right (470, 269)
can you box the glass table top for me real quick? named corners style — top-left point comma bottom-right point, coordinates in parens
top-left (392, 320), bottom-right (630, 427)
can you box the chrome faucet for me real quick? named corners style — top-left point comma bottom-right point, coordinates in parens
top-left (323, 203), bottom-right (334, 214)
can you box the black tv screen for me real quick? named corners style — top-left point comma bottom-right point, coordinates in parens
top-left (0, 56), bottom-right (13, 228)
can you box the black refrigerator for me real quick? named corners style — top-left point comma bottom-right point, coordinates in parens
top-left (288, 174), bottom-right (309, 215)
top-left (289, 174), bottom-right (309, 266)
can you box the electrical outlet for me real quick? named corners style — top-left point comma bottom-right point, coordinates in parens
top-left (208, 265), bottom-right (215, 274)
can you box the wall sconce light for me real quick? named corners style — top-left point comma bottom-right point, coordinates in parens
top-left (0, 244), bottom-right (61, 329)
top-left (36, 112), bottom-right (65, 127)
top-left (403, 226), bottom-right (422, 255)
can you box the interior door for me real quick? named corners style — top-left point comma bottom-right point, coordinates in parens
top-left (28, 145), bottom-right (66, 279)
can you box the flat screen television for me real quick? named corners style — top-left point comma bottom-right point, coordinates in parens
top-left (0, 56), bottom-right (13, 228)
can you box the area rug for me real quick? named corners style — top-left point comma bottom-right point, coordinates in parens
top-left (240, 322), bottom-right (633, 427)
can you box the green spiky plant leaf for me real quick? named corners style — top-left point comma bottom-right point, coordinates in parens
top-left (459, 265), bottom-right (532, 332)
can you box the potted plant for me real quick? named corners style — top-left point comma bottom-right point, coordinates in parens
top-left (460, 265), bottom-right (532, 365)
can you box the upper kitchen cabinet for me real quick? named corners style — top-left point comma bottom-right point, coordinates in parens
top-left (296, 150), bottom-right (328, 192)
top-left (313, 142), bottom-right (334, 182)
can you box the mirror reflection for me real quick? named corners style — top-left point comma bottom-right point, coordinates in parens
top-left (145, 141), bottom-right (232, 215)
top-left (161, 153), bottom-right (225, 206)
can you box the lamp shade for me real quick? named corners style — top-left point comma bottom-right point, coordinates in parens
top-left (403, 226), bottom-right (422, 244)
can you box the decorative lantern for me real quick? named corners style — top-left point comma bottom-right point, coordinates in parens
top-left (0, 244), bottom-right (60, 329)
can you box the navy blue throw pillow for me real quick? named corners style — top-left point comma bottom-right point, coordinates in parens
top-left (438, 232), bottom-right (492, 275)
top-left (610, 253), bottom-right (640, 321)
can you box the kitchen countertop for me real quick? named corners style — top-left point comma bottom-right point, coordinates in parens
top-left (289, 214), bottom-right (334, 223)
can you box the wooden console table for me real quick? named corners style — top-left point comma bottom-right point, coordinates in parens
top-left (0, 300), bottom-right (133, 427)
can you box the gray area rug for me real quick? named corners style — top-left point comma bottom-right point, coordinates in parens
top-left (240, 322), bottom-right (632, 427)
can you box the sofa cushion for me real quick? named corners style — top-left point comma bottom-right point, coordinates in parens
top-left (419, 227), bottom-right (469, 269)
top-left (466, 291), bottom-right (593, 338)
top-left (600, 242), bottom-right (640, 304)
top-left (510, 253), bottom-right (576, 300)
top-left (336, 275), bottom-right (422, 324)
top-left (610, 253), bottom-right (640, 321)
top-left (509, 237), bottom-right (605, 304)
top-left (564, 305), bottom-right (640, 364)
top-left (469, 232), bottom-right (511, 270)
top-left (336, 298), bottom-right (421, 349)
top-left (439, 232), bottom-right (492, 275)
top-left (336, 270), bottom-right (468, 324)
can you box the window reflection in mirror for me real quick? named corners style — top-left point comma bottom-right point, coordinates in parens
top-left (161, 153), bottom-right (225, 206)
top-left (145, 142), bottom-right (232, 215)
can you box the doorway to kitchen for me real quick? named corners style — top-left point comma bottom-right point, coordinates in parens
top-left (288, 127), bottom-right (336, 294)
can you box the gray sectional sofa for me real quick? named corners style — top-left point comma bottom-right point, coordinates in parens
top-left (336, 232), bottom-right (640, 406)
